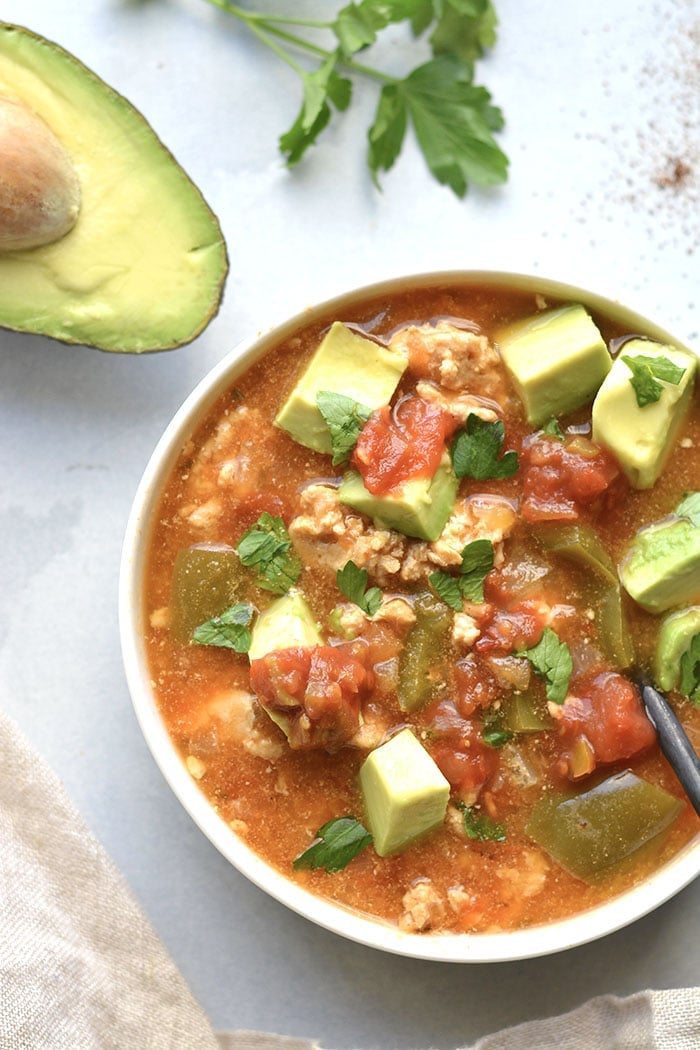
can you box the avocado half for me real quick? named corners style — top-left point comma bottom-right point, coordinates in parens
top-left (0, 23), bottom-right (228, 352)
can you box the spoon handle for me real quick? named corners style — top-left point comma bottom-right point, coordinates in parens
top-left (639, 680), bottom-right (700, 817)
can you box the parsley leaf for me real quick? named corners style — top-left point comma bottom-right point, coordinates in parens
top-left (622, 354), bottom-right (686, 408)
top-left (192, 602), bottom-right (254, 653)
top-left (429, 0), bottom-right (498, 65)
top-left (676, 492), bottom-right (700, 528)
top-left (237, 513), bottom-right (301, 595)
top-left (337, 559), bottom-right (382, 615)
top-left (430, 538), bottom-right (495, 609)
top-left (520, 627), bottom-right (573, 705)
top-left (679, 634), bottom-right (700, 705)
top-left (457, 801), bottom-right (506, 842)
top-left (482, 727), bottom-right (513, 748)
top-left (292, 816), bottom-right (373, 872)
top-left (541, 417), bottom-right (565, 440)
top-left (316, 390), bottom-right (372, 465)
top-left (369, 57), bottom-right (507, 197)
top-left (334, 1), bottom-right (425, 56)
top-left (451, 413), bottom-right (518, 480)
top-left (280, 55), bottom-right (352, 167)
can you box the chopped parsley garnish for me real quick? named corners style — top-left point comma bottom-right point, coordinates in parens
top-left (292, 816), bottom-right (373, 873)
top-left (337, 559), bottom-right (382, 616)
top-left (237, 513), bottom-right (301, 594)
top-left (316, 390), bottom-right (372, 465)
top-left (622, 354), bottom-right (686, 407)
top-left (482, 727), bottom-right (513, 749)
top-left (451, 413), bottom-right (518, 480)
top-left (520, 626), bottom-right (573, 705)
top-left (192, 602), bottom-right (254, 653)
top-left (676, 491), bottom-right (700, 528)
top-left (457, 801), bottom-right (506, 842)
top-left (201, 1), bottom-right (508, 198)
top-left (429, 538), bottom-right (494, 609)
top-left (679, 634), bottom-right (700, 705)
top-left (541, 417), bottom-right (565, 440)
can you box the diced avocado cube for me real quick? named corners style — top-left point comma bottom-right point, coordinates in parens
top-left (338, 455), bottom-right (458, 542)
top-left (172, 544), bottom-right (241, 642)
top-left (359, 728), bottom-right (450, 856)
top-left (655, 606), bottom-right (700, 692)
top-left (275, 322), bottom-right (408, 454)
top-left (592, 341), bottom-right (696, 489)
top-left (497, 305), bottom-right (611, 426)
top-left (248, 591), bottom-right (322, 660)
top-left (619, 518), bottom-right (700, 613)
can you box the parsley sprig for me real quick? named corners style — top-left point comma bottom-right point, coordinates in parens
top-left (198, 1), bottom-right (508, 197)
top-left (429, 537), bottom-right (494, 609)
top-left (317, 390), bottom-right (371, 465)
top-left (520, 626), bottom-right (573, 705)
top-left (679, 634), bottom-right (700, 705)
top-left (337, 559), bottom-right (383, 615)
top-left (622, 353), bottom-right (686, 407)
top-left (237, 512), bottom-right (301, 594)
top-left (293, 816), bottom-right (373, 872)
top-left (456, 801), bottom-right (506, 842)
top-left (192, 602), bottom-right (254, 653)
top-left (451, 413), bottom-right (519, 480)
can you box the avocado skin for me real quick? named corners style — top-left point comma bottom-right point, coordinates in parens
top-left (0, 22), bottom-right (227, 352)
top-left (655, 606), bottom-right (700, 692)
top-left (620, 518), bottom-right (700, 613)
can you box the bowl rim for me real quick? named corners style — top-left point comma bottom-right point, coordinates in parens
top-left (119, 269), bottom-right (700, 963)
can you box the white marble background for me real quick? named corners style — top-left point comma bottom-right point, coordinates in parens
top-left (1, 1), bottom-right (698, 1046)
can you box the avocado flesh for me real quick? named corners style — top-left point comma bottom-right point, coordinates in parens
top-left (0, 23), bottom-right (227, 352)
top-left (619, 518), bottom-right (700, 613)
top-left (655, 606), bottom-right (700, 693)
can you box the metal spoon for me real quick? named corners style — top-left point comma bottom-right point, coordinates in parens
top-left (636, 673), bottom-right (700, 817)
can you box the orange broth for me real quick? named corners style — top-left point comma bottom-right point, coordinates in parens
top-left (144, 282), bottom-right (700, 934)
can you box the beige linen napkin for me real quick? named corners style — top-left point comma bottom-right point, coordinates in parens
top-left (1, 704), bottom-right (698, 1049)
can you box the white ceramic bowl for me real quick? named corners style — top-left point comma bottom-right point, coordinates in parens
top-left (119, 271), bottom-right (700, 962)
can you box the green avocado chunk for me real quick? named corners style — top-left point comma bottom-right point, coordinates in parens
top-left (592, 341), bottom-right (696, 489)
top-left (496, 304), bottom-right (611, 426)
top-left (338, 454), bottom-right (458, 541)
top-left (172, 545), bottom-right (241, 643)
top-left (0, 24), bottom-right (227, 352)
top-left (275, 322), bottom-right (408, 454)
top-left (655, 606), bottom-right (700, 693)
top-left (359, 728), bottom-right (450, 857)
top-left (248, 591), bottom-right (322, 661)
top-left (619, 517), bottom-right (700, 613)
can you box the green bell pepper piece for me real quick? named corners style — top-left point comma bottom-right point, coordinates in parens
top-left (398, 592), bottom-right (452, 712)
top-left (172, 544), bottom-right (242, 642)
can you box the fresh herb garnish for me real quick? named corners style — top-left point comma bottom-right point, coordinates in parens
top-left (520, 627), bottom-right (573, 705)
top-left (192, 602), bottom-right (254, 653)
top-left (451, 413), bottom-right (518, 480)
top-left (676, 492), bottom-right (700, 528)
top-left (429, 538), bottom-right (494, 609)
top-left (622, 354), bottom-right (686, 407)
top-left (237, 513), bottom-right (301, 594)
top-left (337, 559), bottom-right (382, 615)
top-left (482, 727), bottom-right (513, 748)
top-left (197, 1), bottom-right (508, 198)
top-left (541, 417), bottom-right (565, 440)
top-left (292, 816), bottom-right (373, 872)
top-left (679, 634), bottom-right (700, 705)
top-left (317, 390), bottom-right (372, 465)
top-left (457, 801), bottom-right (506, 842)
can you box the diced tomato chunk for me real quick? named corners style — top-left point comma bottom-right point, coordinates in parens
top-left (475, 599), bottom-right (549, 655)
top-left (250, 642), bottom-right (373, 751)
top-left (553, 671), bottom-right (656, 779)
top-left (352, 395), bottom-right (454, 496)
top-left (520, 434), bottom-right (621, 523)
top-left (426, 699), bottom-right (498, 796)
top-left (454, 655), bottom-right (502, 717)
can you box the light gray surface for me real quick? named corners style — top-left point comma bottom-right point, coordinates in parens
top-left (1, 1), bottom-right (699, 1046)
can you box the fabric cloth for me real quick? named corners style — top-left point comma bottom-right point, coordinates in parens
top-left (0, 704), bottom-right (698, 1050)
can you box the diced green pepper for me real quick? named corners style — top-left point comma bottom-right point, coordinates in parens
top-left (398, 592), bottom-right (452, 712)
top-left (536, 522), bottom-right (634, 667)
top-left (172, 544), bottom-right (242, 642)
top-left (501, 692), bottom-right (553, 733)
top-left (526, 770), bottom-right (683, 882)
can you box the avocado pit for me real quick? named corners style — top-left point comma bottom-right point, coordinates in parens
top-left (0, 94), bottom-right (81, 251)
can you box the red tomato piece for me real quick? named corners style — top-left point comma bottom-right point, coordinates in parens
top-left (520, 434), bottom-right (621, 523)
top-left (553, 671), bottom-right (656, 779)
top-left (454, 655), bottom-right (502, 717)
top-left (352, 395), bottom-right (454, 496)
top-left (426, 699), bottom-right (498, 796)
top-left (475, 599), bottom-right (549, 655)
top-left (250, 643), bottom-right (373, 751)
